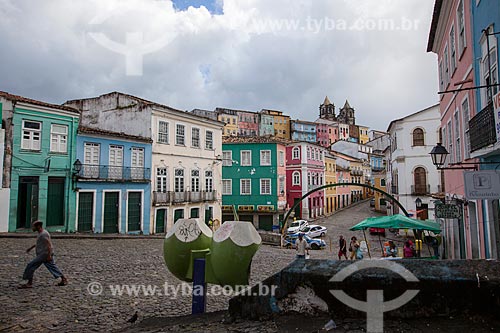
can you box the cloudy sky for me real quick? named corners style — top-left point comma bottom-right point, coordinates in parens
top-left (0, 0), bottom-right (438, 131)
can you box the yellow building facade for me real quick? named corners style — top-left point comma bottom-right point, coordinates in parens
top-left (324, 153), bottom-right (337, 215)
top-left (358, 125), bottom-right (369, 144)
top-left (218, 113), bottom-right (238, 136)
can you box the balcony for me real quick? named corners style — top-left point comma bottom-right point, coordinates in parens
top-left (153, 190), bottom-right (217, 205)
top-left (78, 164), bottom-right (150, 182)
top-left (469, 102), bottom-right (496, 152)
top-left (411, 184), bottom-right (430, 195)
top-left (371, 166), bottom-right (385, 172)
top-left (350, 169), bottom-right (363, 176)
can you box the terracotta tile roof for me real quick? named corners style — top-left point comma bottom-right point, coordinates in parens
top-left (0, 91), bottom-right (79, 114)
top-left (78, 126), bottom-right (153, 143)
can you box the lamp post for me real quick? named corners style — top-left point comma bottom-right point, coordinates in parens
top-left (429, 143), bottom-right (449, 168)
top-left (72, 159), bottom-right (82, 191)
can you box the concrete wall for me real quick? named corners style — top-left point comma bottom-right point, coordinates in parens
top-left (0, 189), bottom-right (9, 232)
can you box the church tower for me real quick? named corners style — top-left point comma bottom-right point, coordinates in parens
top-left (319, 96), bottom-right (336, 120)
top-left (338, 100), bottom-right (355, 125)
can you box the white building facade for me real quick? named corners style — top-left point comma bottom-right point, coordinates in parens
top-left (386, 104), bottom-right (441, 221)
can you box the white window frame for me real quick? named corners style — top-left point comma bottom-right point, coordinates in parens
top-left (131, 147), bottom-right (145, 179)
top-left (279, 175), bottom-right (285, 194)
top-left (462, 96), bottom-right (471, 159)
top-left (158, 120), bottom-right (169, 144)
top-left (457, 0), bottom-right (466, 56)
top-left (279, 150), bottom-right (285, 166)
top-left (205, 130), bottom-right (213, 150)
top-left (156, 167), bottom-right (168, 192)
top-left (241, 150), bottom-right (252, 166)
top-left (222, 179), bottom-right (232, 195)
top-left (450, 25), bottom-right (456, 72)
top-left (191, 169), bottom-right (200, 192)
top-left (260, 150), bottom-right (271, 166)
top-left (240, 179), bottom-right (251, 195)
top-left (109, 145), bottom-right (124, 179)
top-left (174, 168), bottom-right (185, 192)
top-left (176, 124), bottom-right (185, 146)
top-left (21, 120), bottom-right (42, 151)
top-left (83, 142), bottom-right (100, 178)
top-left (454, 110), bottom-right (461, 162)
top-left (50, 124), bottom-right (68, 153)
top-left (260, 178), bottom-right (271, 195)
top-left (292, 171), bottom-right (300, 185)
top-left (205, 170), bottom-right (213, 192)
top-left (222, 151), bottom-right (232, 166)
top-left (191, 127), bottom-right (200, 148)
top-left (292, 147), bottom-right (300, 159)
top-left (447, 120), bottom-right (454, 164)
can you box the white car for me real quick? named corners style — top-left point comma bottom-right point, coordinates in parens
top-left (301, 224), bottom-right (327, 238)
top-left (287, 220), bottom-right (309, 234)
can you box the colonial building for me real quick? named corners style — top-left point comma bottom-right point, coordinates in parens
top-left (65, 92), bottom-right (224, 234)
top-left (75, 127), bottom-right (152, 234)
top-left (286, 142), bottom-right (326, 220)
top-left (260, 109), bottom-right (291, 140)
top-left (1, 91), bottom-right (80, 232)
top-left (428, 0), bottom-right (491, 259)
top-left (221, 137), bottom-right (287, 230)
top-left (291, 120), bottom-right (317, 143)
top-left (324, 152), bottom-right (337, 216)
top-left (216, 108), bottom-right (239, 137)
top-left (385, 104), bottom-right (441, 223)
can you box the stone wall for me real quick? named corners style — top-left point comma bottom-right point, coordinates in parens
top-left (229, 259), bottom-right (500, 320)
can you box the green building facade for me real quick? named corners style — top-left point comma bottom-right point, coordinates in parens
top-left (222, 139), bottom-right (287, 231)
top-left (7, 98), bottom-right (79, 232)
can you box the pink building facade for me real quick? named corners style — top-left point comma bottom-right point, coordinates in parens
top-left (316, 123), bottom-right (330, 148)
top-left (428, 0), bottom-right (484, 259)
top-left (286, 142), bottom-right (326, 220)
top-left (237, 110), bottom-right (259, 136)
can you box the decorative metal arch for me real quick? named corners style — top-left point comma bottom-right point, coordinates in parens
top-left (281, 182), bottom-right (409, 236)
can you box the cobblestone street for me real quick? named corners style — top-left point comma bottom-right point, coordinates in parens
top-left (0, 201), bottom-right (415, 332)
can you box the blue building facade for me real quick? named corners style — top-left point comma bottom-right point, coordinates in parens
top-left (291, 120), bottom-right (317, 143)
top-left (75, 127), bottom-right (152, 234)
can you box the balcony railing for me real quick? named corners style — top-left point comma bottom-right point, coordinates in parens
top-left (350, 169), bottom-right (363, 176)
top-left (469, 102), bottom-right (496, 152)
top-left (371, 166), bottom-right (385, 172)
top-left (78, 164), bottom-right (150, 182)
top-left (411, 184), bottom-right (430, 195)
top-left (153, 190), bottom-right (217, 205)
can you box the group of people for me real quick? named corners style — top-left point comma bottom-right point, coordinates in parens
top-left (338, 235), bottom-right (363, 260)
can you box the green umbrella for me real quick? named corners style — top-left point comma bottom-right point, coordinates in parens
top-left (350, 214), bottom-right (441, 234)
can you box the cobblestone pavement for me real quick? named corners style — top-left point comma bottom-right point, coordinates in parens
top-left (1, 237), bottom-right (304, 332)
top-left (0, 201), bottom-right (438, 332)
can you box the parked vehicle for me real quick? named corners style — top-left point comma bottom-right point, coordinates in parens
top-left (287, 220), bottom-right (308, 234)
top-left (300, 224), bottom-right (327, 238)
top-left (369, 227), bottom-right (386, 236)
top-left (284, 234), bottom-right (326, 250)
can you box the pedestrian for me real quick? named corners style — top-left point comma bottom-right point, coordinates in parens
top-left (349, 236), bottom-right (359, 260)
top-left (18, 221), bottom-right (68, 289)
top-left (338, 235), bottom-right (348, 260)
top-left (403, 240), bottom-right (414, 258)
top-left (296, 233), bottom-right (309, 259)
top-left (388, 241), bottom-right (398, 257)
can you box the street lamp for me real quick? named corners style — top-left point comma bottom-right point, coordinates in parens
top-left (429, 143), bottom-right (448, 168)
top-left (415, 197), bottom-right (422, 209)
top-left (72, 159), bottom-right (82, 191)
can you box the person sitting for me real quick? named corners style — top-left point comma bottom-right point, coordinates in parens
top-left (388, 241), bottom-right (398, 257)
top-left (403, 240), bottom-right (415, 258)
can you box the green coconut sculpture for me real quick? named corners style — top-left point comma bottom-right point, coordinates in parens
top-left (163, 218), bottom-right (213, 282)
top-left (209, 221), bottom-right (261, 287)
top-left (163, 219), bottom-right (261, 287)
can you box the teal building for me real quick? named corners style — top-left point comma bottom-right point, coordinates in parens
top-left (222, 137), bottom-right (288, 231)
top-left (0, 92), bottom-right (80, 232)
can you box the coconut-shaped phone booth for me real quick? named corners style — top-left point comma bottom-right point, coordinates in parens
top-left (163, 219), bottom-right (261, 286)
top-left (209, 221), bottom-right (261, 287)
top-left (163, 218), bottom-right (213, 281)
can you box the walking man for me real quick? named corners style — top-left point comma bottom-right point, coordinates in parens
top-left (338, 235), bottom-right (348, 260)
top-left (296, 233), bottom-right (309, 259)
top-left (18, 221), bottom-right (68, 288)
